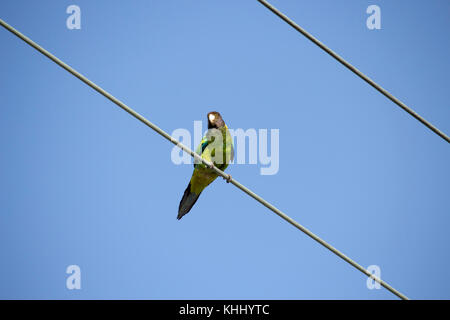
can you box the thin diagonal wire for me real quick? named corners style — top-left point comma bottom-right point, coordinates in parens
top-left (257, 0), bottom-right (449, 144)
top-left (0, 18), bottom-right (409, 300)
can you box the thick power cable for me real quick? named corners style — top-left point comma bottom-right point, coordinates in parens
top-left (0, 18), bottom-right (409, 300)
top-left (257, 0), bottom-right (449, 144)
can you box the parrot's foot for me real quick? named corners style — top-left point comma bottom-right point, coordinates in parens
top-left (224, 174), bottom-right (232, 183)
top-left (208, 163), bottom-right (215, 170)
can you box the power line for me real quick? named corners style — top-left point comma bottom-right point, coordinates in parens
top-left (0, 18), bottom-right (409, 300)
top-left (257, 0), bottom-right (450, 144)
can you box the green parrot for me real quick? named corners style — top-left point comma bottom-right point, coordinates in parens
top-left (178, 111), bottom-right (234, 219)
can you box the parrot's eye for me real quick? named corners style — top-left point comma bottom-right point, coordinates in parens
top-left (208, 114), bottom-right (215, 122)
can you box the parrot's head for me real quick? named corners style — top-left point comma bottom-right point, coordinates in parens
top-left (207, 111), bottom-right (225, 129)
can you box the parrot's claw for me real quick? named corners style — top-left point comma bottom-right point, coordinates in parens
top-left (224, 174), bottom-right (232, 183)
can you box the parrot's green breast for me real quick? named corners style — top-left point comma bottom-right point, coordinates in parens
top-left (190, 169), bottom-right (218, 195)
top-left (189, 125), bottom-right (234, 195)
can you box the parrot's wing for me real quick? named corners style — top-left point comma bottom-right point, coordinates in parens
top-left (194, 135), bottom-right (211, 168)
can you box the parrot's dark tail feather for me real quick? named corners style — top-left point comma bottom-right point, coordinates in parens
top-left (178, 183), bottom-right (201, 220)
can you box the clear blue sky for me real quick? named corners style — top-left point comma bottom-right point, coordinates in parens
top-left (0, 0), bottom-right (449, 299)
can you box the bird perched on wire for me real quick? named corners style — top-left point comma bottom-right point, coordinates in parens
top-left (178, 111), bottom-right (234, 220)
